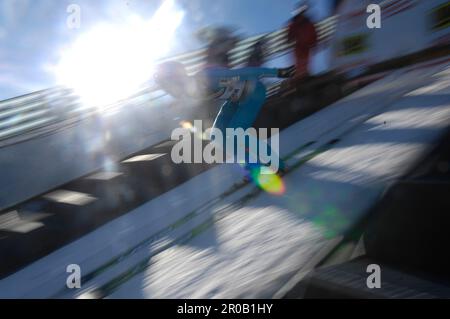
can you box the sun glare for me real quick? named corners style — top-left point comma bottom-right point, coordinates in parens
top-left (54, 0), bottom-right (184, 108)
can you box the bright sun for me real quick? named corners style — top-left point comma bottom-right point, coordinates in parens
top-left (54, 0), bottom-right (184, 108)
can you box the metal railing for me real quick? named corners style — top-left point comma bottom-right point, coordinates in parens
top-left (0, 16), bottom-right (337, 147)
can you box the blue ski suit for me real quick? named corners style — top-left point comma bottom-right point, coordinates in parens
top-left (194, 66), bottom-right (285, 172)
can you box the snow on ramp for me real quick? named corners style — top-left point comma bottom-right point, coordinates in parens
top-left (1, 59), bottom-right (449, 298)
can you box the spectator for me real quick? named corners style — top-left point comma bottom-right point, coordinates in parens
top-left (198, 26), bottom-right (239, 68)
top-left (247, 38), bottom-right (267, 67)
top-left (287, 3), bottom-right (318, 78)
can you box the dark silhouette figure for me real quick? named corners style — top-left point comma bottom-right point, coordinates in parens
top-left (287, 6), bottom-right (318, 78)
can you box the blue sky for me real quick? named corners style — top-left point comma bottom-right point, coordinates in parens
top-left (0, 0), bottom-right (332, 100)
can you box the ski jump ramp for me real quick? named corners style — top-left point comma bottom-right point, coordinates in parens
top-left (1, 58), bottom-right (449, 298)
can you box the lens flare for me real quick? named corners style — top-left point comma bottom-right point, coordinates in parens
top-left (250, 166), bottom-right (286, 195)
top-left (53, 0), bottom-right (184, 108)
top-left (180, 120), bottom-right (193, 130)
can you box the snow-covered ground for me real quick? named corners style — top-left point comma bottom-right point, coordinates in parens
top-left (0, 94), bottom-right (201, 211)
top-left (0, 59), bottom-right (449, 298)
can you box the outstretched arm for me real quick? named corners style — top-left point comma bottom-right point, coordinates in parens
top-left (189, 66), bottom-right (292, 101)
top-left (204, 67), bottom-right (285, 80)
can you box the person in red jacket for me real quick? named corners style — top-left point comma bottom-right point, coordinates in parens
top-left (287, 4), bottom-right (318, 78)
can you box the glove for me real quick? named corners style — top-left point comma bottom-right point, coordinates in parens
top-left (277, 67), bottom-right (294, 78)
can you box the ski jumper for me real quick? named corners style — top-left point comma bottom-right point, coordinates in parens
top-left (195, 66), bottom-right (285, 172)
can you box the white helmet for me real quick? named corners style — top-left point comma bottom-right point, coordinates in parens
top-left (154, 61), bottom-right (189, 98)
